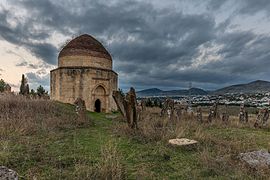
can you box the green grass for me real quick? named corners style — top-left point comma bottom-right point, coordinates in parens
top-left (1, 104), bottom-right (270, 179)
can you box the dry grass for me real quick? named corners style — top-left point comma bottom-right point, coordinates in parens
top-left (73, 140), bottom-right (127, 179)
top-left (96, 140), bottom-right (127, 179)
top-left (0, 94), bottom-right (78, 137)
top-left (114, 107), bottom-right (270, 178)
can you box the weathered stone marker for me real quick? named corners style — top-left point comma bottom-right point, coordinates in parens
top-left (141, 99), bottom-right (146, 112)
top-left (174, 104), bottom-right (182, 121)
top-left (254, 108), bottom-right (269, 128)
top-left (196, 106), bottom-right (203, 123)
top-left (221, 112), bottom-right (229, 123)
top-left (160, 98), bottom-right (174, 119)
top-left (208, 106), bottom-right (215, 123)
top-left (74, 97), bottom-right (87, 125)
top-left (112, 87), bottom-right (138, 129)
top-left (239, 104), bottom-right (248, 123)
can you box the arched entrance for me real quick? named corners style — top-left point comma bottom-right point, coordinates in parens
top-left (93, 85), bottom-right (106, 112)
top-left (94, 99), bottom-right (101, 112)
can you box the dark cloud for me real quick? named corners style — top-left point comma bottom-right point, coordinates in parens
top-left (1, 0), bottom-right (270, 90)
top-left (206, 0), bottom-right (228, 10)
top-left (0, 4), bottom-right (57, 65)
top-left (238, 0), bottom-right (270, 15)
top-left (26, 72), bottom-right (50, 90)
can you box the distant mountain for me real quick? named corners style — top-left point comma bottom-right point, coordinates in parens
top-left (137, 87), bottom-right (208, 97)
top-left (213, 80), bottom-right (270, 94)
top-left (136, 80), bottom-right (270, 97)
top-left (136, 88), bottom-right (163, 96)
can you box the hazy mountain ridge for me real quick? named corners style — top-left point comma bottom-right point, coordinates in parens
top-left (137, 80), bottom-right (270, 97)
top-left (137, 87), bottom-right (208, 97)
top-left (213, 80), bottom-right (270, 94)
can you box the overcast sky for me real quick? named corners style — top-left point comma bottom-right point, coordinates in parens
top-left (1, 0), bottom-right (270, 91)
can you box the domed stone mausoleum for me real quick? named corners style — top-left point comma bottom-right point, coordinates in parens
top-left (50, 34), bottom-right (118, 112)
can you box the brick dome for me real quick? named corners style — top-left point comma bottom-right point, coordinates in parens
top-left (59, 34), bottom-right (112, 60)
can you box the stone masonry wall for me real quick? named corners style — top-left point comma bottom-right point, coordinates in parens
top-left (50, 67), bottom-right (118, 113)
top-left (59, 55), bottom-right (112, 70)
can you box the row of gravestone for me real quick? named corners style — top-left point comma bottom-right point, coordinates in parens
top-left (111, 88), bottom-right (270, 129)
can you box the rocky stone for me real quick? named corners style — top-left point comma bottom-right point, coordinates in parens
top-left (239, 149), bottom-right (270, 169)
top-left (168, 138), bottom-right (198, 147)
top-left (0, 166), bottom-right (18, 180)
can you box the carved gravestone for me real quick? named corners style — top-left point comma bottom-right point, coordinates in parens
top-left (160, 98), bottom-right (174, 120)
top-left (196, 106), bottom-right (203, 123)
top-left (262, 108), bottom-right (269, 126)
top-left (113, 87), bottom-right (138, 129)
top-left (208, 106), bottom-right (215, 123)
top-left (141, 99), bottom-right (146, 112)
top-left (221, 105), bottom-right (229, 123)
top-left (213, 102), bottom-right (218, 118)
top-left (254, 108), bottom-right (269, 128)
top-left (254, 109), bottom-right (263, 128)
top-left (239, 104), bottom-right (248, 123)
top-left (221, 112), bottom-right (229, 123)
top-left (174, 104), bottom-right (182, 121)
top-left (74, 97), bottom-right (87, 125)
top-left (0, 166), bottom-right (18, 180)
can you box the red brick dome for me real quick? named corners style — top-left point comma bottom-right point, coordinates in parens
top-left (58, 34), bottom-right (112, 60)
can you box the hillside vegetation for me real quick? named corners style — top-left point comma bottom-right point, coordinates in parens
top-left (1, 94), bottom-right (270, 179)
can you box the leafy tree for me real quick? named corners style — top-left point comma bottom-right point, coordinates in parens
top-left (0, 79), bottom-right (6, 92)
top-left (118, 88), bottom-right (125, 98)
top-left (153, 99), bottom-right (159, 107)
top-left (30, 89), bottom-right (36, 96)
top-left (0, 79), bottom-right (5, 92)
top-left (159, 101), bottom-right (163, 108)
top-left (37, 85), bottom-right (46, 97)
top-left (146, 98), bottom-right (153, 107)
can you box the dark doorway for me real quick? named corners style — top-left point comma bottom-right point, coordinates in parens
top-left (95, 99), bottom-right (101, 112)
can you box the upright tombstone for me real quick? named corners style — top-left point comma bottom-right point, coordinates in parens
top-left (239, 104), bottom-right (248, 123)
top-left (254, 108), bottom-right (269, 128)
top-left (208, 106), bottom-right (215, 123)
top-left (196, 106), bottom-right (203, 123)
top-left (74, 97), bottom-right (87, 125)
top-left (254, 109), bottom-right (263, 128)
top-left (213, 102), bottom-right (218, 118)
top-left (160, 98), bottom-right (174, 119)
top-left (221, 105), bottom-right (229, 123)
top-left (262, 108), bottom-right (269, 126)
top-left (174, 104), bottom-right (182, 121)
top-left (221, 112), bottom-right (229, 123)
top-left (112, 87), bottom-right (138, 129)
top-left (141, 99), bottom-right (146, 112)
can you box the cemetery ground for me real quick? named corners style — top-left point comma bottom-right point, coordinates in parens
top-left (1, 95), bottom-right (270, 179)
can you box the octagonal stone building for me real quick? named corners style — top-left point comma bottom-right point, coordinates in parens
top-left (50, 34), bottom-right (118, 113)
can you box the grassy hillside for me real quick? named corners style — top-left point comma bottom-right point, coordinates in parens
top-left (1, 95), bottom-right (270, 179)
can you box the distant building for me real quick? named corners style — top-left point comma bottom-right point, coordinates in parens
top-left (4, 84), bottom-right (11, 93)
top-left (50, 34), bottom-right (118, 112)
